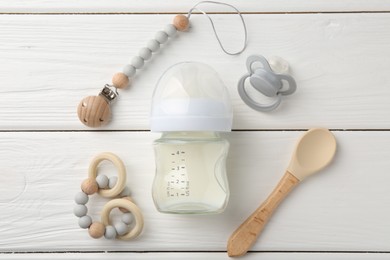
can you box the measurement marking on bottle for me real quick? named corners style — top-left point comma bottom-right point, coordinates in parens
top-left (166, 149), bottom-right (190, 198)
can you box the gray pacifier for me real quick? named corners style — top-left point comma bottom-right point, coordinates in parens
top-left (238, 55), bottom-right (297, 111)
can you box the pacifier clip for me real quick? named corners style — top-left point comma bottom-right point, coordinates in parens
top-left (77, 1), bottom-right (247, 128)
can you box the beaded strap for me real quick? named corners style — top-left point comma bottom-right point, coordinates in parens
top-left (77, 1), bottom-right (247, 128)
top-left (77, 15), bottom-right (189, 128)
top-left (74, 152), bottom-right (144, 240)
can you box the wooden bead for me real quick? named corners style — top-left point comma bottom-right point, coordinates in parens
top-left (112, 72), bottom-right (130, 89)
top-left (88, 222), bottom-right (105, 239)
top-left (119, 197), bottom-right (135, 213)
top-left (173, 15), bottom-right (189, 31)
top-left (81, 178), bottom-right (98, 195)
top-left (77, 95), bottom-right (111, 128)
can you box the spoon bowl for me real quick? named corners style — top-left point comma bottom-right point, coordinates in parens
top-left (288, 128), bottom-right (337, 180)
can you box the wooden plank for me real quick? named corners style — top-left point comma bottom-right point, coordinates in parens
top-left (0, 131), bottom-right (388, 251)
top-left (0, 14), bottom-right (390, 130)
top-left (2, 252), bottom-right (390, 259)
top-left (1, 0), bottom-right (390, 13)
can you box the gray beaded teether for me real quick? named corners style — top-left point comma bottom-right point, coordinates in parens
top-left (74, 152), bottom-right (144, 240)
top-left (96, 174), bottom-right (109, 189)
top-left (75, 191), bottom-right (89, 205)
top-left (74, 187), bottom-right (136, 239)
top-left (104, 225), bottom-right (117, 240)
top-left (79, 215), bottom-right (92, 229)
top-left (74, 204), bottom-right (88, 217)
top-left (121, 213), bottom-right (134, 225)
top-left (114, 222), bottom-right (129, 236)
top-left (108, 176), bottom-right (118, 189)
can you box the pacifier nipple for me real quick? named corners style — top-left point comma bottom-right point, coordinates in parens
top-left (268, 56), bottom-right (290, 74)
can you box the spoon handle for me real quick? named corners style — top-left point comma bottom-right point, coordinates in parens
top-left (227, 171), bottom-right (299, 257)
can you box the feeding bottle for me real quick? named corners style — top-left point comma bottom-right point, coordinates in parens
top-left (150, 62), bottom-right (233, 214)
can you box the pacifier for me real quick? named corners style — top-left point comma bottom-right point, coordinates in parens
top-left (238, 55), bottom-right (297, 112)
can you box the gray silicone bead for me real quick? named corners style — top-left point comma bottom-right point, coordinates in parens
top-left (138, 47), bottom-right (152, 61)
top-left (119, 186), bottom-right (131, 197)
top-left (131, 56), bottom-right (144, 69)
top-left (108, 176), bottom-right (118, 189)
top-left (96, 174), bottom-right (109, 189)
top-left (104, 225), bottom-right (117, 239)
top-left (164, 24), bottom-right (177, 37)
top-left (114, 222), bottom-right (129, 236)
top-left (121, 213), bottom-right (134, 225)
top-left (74, 191), bottom-right (89, 205)
top-left (78, 215), bottom-right (92, 229)
top-left (123, 64), bottom-right (136, 77)
top-left (147, 39), bottom-right (160, 52)
top-left (155, 31), bottom-right (168, 44)
top-left (73, 204), bottom-right (88, 217)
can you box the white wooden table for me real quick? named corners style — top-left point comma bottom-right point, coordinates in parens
top-left (0, 1), bottom-right (389, 259)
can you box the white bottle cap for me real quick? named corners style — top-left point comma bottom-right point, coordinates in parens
top-left (150, 62), bottom-right (233, 132)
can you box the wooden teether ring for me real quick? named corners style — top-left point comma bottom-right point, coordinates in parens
top-left (88, 152), bottom-right (126, 198)
top-left (101, 198), bottom-right (144, 240)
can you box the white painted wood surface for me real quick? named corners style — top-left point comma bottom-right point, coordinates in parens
top-left (1, 0), bottom-right (390, 13)
top-left (0, 132), bottom-right (389, 253)
top-left (1, 13), bottom-right (390, 130)
top-left (0, 1), bottom-right (389, 259)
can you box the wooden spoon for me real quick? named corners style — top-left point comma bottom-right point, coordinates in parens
top-left (227, 128), bottom-right (337, 257)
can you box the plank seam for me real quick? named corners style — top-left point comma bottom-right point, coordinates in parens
top-left (0, 129), bottom-right (388, 133)
top-left (3, 250), bottom-right (390, 254)
top-left (0, 11), bottom-right (390, 15)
